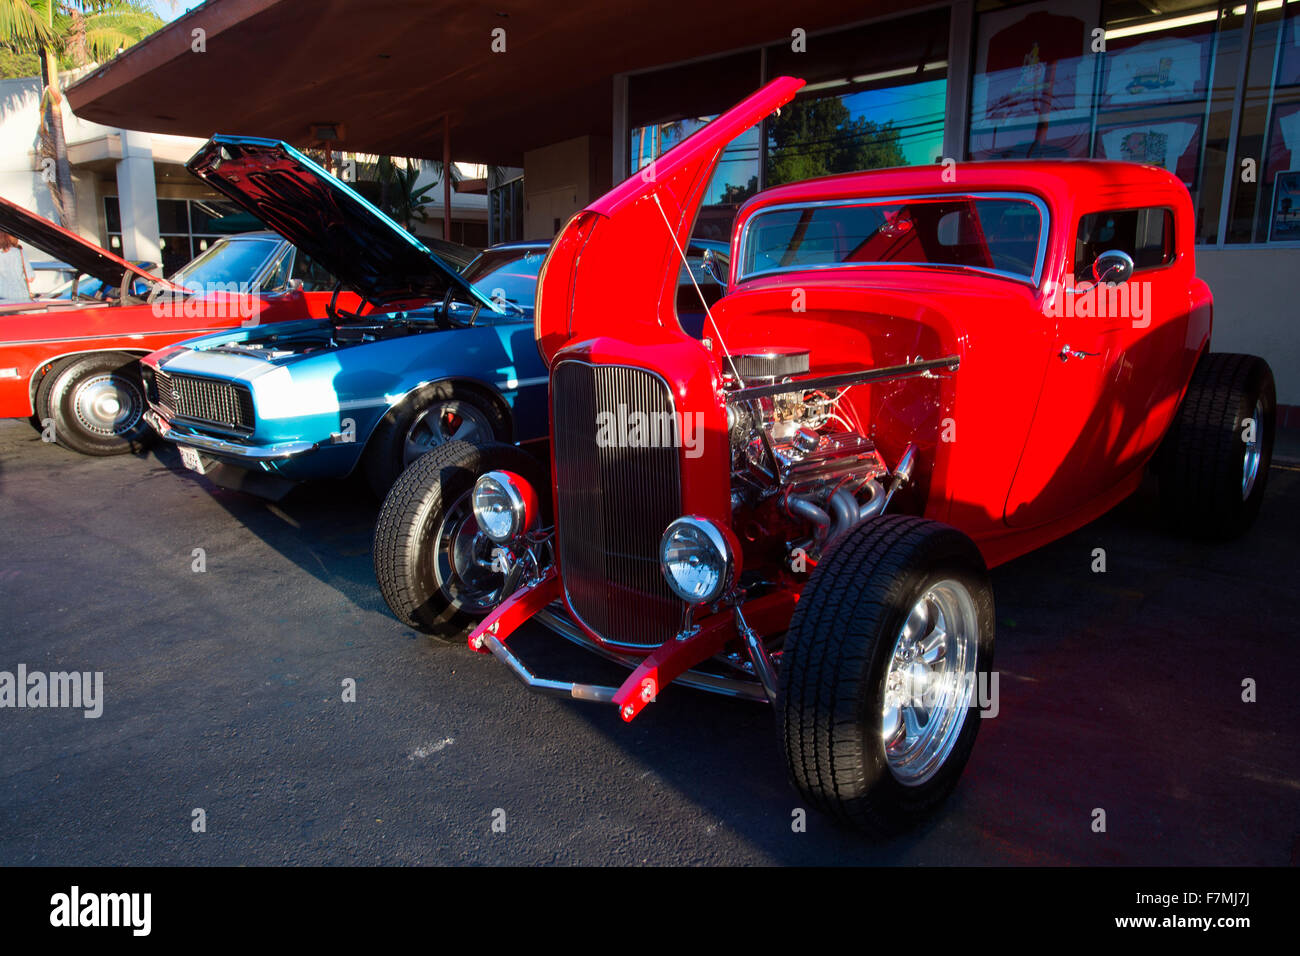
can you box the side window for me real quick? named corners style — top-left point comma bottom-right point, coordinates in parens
top-left (1074, 207), bottom-right (1174, 282)
top-left (289, 249), bottom-right (337, 292)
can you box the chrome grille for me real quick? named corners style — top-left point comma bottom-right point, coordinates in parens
top-left (552, 361), bottom-right (683, 649)
top-left (155, 369), bottom-right (254, 432)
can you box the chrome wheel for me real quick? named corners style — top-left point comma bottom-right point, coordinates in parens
top-left (71, 373), bottom-right (144, 437)
top-left (432, 489), bottom-right (505, 615)
top-left (881, 578), bottom-right (980, 786)
top-left (1242, 398), bottom-right (1263, 500)
top-left (402, 400), bottom-right (493, 467)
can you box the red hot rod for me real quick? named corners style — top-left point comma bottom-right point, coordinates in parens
top-left (375, 77), bottom-right (1276, 832)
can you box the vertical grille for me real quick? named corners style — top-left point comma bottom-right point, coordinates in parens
top-left (154, 369), bottom-right (254, 432)
top-left (553, 361), bottom-right (683, 649)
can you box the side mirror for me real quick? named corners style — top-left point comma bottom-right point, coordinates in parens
top-left (284, 277), bottom-right (304, 293)
top-left (1091, 249), bottom-right (1134, 285)
top-left (701, 247), bottom-right (728, 286)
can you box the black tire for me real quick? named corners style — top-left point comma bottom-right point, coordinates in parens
top-left (44, 352), bottom-right (153, 456)
top-left (29, 357), bottom-right (69, 434)
top-left (373, 439), bottom-right (549, 641)
top-left (780, 515), bottom-right (995, 835)
top-left (1157, 352), bottom-right (1275, 539)
top-left (362, 383), bottom-right (508, 498)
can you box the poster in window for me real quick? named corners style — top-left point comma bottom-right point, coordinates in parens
top-left (971, 0), bottom-right (1100, 129)
top-left (1269, 171), bottom-right (1300, 241)
top-left (1100, 28), bottom-right (1213, 110)
top-left (1094, 116), bottom-right (1201, 187)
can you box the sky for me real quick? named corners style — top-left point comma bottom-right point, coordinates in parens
top-left (144, 0), bottom-right (196, 23)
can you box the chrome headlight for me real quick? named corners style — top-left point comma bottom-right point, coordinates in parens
top-left (472, 471), bottom-right (533, 543)
top-left (659, 516), bottom-right (734, 605)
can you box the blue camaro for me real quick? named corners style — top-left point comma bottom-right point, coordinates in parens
top-left (141, 136), bottom-right (549, 498)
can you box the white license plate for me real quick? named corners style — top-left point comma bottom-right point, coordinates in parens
top-left (178, 445), bottom-right (205, 474)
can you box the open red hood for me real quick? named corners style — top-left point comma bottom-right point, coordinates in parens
top-left (535, 76), bottom-right (804, 363)
top-left (0, 196), bottom-right (167, 296)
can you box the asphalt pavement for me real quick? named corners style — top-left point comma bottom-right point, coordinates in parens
top-left (1, 418), bottom-right (1297, 865)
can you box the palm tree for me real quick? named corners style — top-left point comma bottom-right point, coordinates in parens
top-left (1, 1), bottom-right (164, 230)
top-left (377, 155), bottom-right (460, 231)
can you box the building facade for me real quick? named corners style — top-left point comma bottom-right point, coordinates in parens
top-left (605, 0), bottom-right (1300, 406)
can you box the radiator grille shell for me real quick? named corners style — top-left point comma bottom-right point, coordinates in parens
top-left (552, 360), bottom-right (684, 649)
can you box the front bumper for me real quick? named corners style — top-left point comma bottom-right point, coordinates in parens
top-left (467, 570), bottom-right (790, 721)
top-left (144, 408), bottom-right (317, 461)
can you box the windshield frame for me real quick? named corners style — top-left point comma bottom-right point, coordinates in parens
top-left (736, 191), bottom-right (1051, 288)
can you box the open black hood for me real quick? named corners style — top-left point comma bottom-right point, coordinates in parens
top-left (0, 196), bottom-right (165, 294)
top-left (186, 136), bottom-right (497, 310)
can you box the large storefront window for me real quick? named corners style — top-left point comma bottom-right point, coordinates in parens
top-left (1228, 0), bottom-right (1300, 242)
top-left (105, 196), bottom-right (254, 275)
top-left (969, 0), bottom-right (1300, 245)
top-left (763, 11), bottom-right (950, 186)
top-left (627, 10), bottom-right (949, 241)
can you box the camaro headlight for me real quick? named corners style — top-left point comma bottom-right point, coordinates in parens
top-left (659, 517), bottom-right (734, 605)
top-left (472, 471), bottom-right (531, 543)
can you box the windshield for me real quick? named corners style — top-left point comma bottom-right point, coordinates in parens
top-left (739, 194), bottom-right (1046, 284)
top-left (169, 235), bottom-right (280, 292)
top-left (459, 246), bottom-right (546, 312)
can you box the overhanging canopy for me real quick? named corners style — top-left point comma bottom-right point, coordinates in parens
top-left (66, 0), bottom-right (918, 164)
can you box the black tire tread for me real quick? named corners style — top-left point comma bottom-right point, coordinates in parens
top-left (373, 439), bottom-right (546, 639)
top-left (1157, 351), bottom-right (1274, 538)
top-left (780, 515), bottom-right (991, 834)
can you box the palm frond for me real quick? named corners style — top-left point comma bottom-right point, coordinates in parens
top-left (0, 0), bottom-right (54, 51)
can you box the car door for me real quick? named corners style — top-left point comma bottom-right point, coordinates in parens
top-left (1005, 205), bottom-right (1176, 528)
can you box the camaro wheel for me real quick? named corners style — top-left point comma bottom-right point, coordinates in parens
top-left (362, 384), bottom-right (508, 498)
top-left (43, 352), bottom-right (152, 456)
top-left (779, 515), bottom-right (995, 835)
top-left (373, 439), bottom-right (548, 641)
top-left (1157, 352), bottom-right (1275, 539)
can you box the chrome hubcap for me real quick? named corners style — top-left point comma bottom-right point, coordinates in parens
top-left (403, 401), bottom-right (492, 466)
top-left (1242, 399), bottom-right (1263, 500)
top-left (881, 579), bottom-right (979, 786)
top-left (72, 374), bottom-right (143, 437)
top-left (432, 490), bottom-right (505, 614)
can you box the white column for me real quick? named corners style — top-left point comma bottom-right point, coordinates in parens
top-left (114, 130), bottom-right (161, 268)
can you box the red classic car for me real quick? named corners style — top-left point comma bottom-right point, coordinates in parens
top-left (0, 196), bottom-right (355, 455)
top-left (374, 78), bottom-right (1276, 833)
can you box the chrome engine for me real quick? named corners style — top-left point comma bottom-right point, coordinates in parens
top-left (723, 348), bottom-right (908, 562)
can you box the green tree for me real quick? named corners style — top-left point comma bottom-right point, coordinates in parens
top-left (376, 155), bottom-right (452, 230)
top-left (0, 1), bottom-right (165, 230)
top-left (767, 97), bottom-right (907, 187)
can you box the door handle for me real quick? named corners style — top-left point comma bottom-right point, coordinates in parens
top-left (1059, 344), bottom-right (1099, 362)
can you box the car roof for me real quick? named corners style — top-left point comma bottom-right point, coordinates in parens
top-left (742, 160), bottom-right (1189, 215)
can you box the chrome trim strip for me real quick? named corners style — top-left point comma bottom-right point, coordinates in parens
top-left (736, 191), bottom-right (1051, 288)
top-left (144, 409), bottom-right (317, 461)
top-left (482, 634), bottom-right (619, 703)
top-left (536, 607), bottom-right (770, 703)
